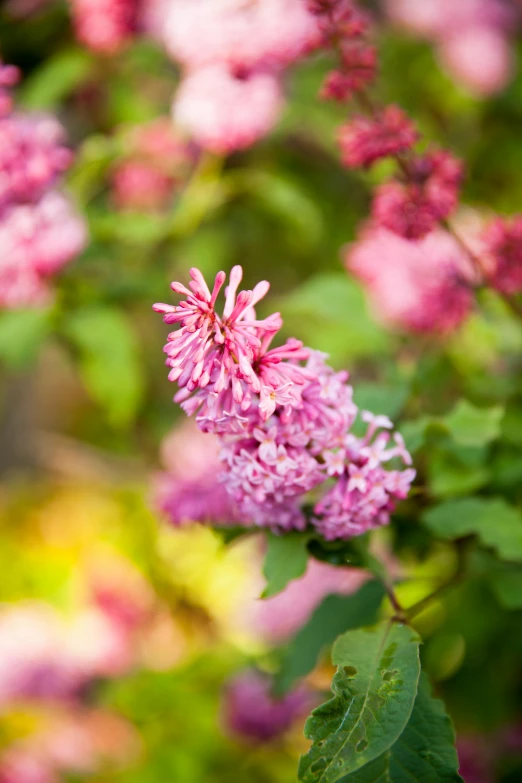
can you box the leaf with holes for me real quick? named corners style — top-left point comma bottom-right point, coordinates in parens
top-left (338, 673), bottom-right (462, 783)
top-left (276, 580), bottom-right (385, 694)
top-left (298, 622), bottom-right (421, 783)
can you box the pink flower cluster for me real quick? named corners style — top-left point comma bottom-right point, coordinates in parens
top-left (0, 64), bottom-right (86, 308)
top-left (154, 266), bottom-right (414, 539)
top-left (68, 0), bottom-right (139, 54)
top-left (347, 227), bottom-right (475, 334)
top-left (111, 118), bottom-right (194, 211)
top-left (385, 0), bottom-right (515, 97)
top-left (222, 669), bottom-right (313, 743)
top-left (310, 0), bottom-right (377, 102)
top-left (481, 216), bottom-right (522, 296)
top-left (157, 0), bottom-right (321, 154)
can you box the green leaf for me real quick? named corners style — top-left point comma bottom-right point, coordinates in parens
top-left (353, 382), bottom-right (409, 421)
top-left (276, 581), bottom-right (386, 694)
top-left (19, 48), bottom-right (95, 110)
top-left (282, 274), bottom-right (390, 364)
top-left (442, 400), bottom-right (504, 447)
top-left (340, 673), bottom-right (462, 783)
top-left (65, 306), bottom-right (144, 428)
top-left (262, 532), bottom-right (310, 598)
top-left (298, 621), bottom-right (421, 783)
top-left (0, 308), bottom-right (52, 369)
top-left (487, 563), bottom-right (522, 609)
top-left (422, 497), bottom-right (522, 562)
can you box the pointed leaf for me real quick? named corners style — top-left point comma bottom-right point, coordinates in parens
top-left (422, 497), bottom-right (522, 563)
top-left (298, 622), bottom-right (421, 783)
top-left (276, 581), bottom-right (385, 694)
top-left (339, 673), bottom-right (462, 783)
top-left (262, 532), bottom-right (310, 598)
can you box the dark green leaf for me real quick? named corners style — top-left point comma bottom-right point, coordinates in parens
top-left (298, 621), bottom-right (421, 783)
top-left (422, 497), bottom-right (522, 562)
top-left (339, 673), bottom-right (462, 783)
top-left (276, 581), bottom-right (386, 694)
top-left (65, 306), bottom-right (144, 428)
top-left (262, 532), bottom-right (310, 598)
top-left (487, 563), bottom-right (522, 609)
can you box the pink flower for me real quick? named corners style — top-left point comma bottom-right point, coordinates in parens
top-left (320, 43), bottom-right (377, 102)
top-left (111, 161), bottom-right (175, 212)
top-left (253, 558), bottom-right (368, 643)
top-left (338, 105), bottom-right (418, 168)
top-left (155, 268), bottom-right (415, 538)
top-left (154, 420), bottom-right (242, 527)
top-left (347, 227), bottom-right (474, 334)
top-left (160, 0), bottom-right (321, 72)
top-left (373, 150), bottom-right (463, 239)
top-left (69, 0), bottom-right (138, 54)
top-left (0, 192), bottom-right (87, 309)
top-left (0, 113), bottom-right (72, 212)
top-left (439, 26), bottom-right (512, 97)
top-left (173, 65), bottom-right (283, 155)
top-left (0, 749), bottom-right (57, 783)
top-left (385, 0), bottom-right (514, 97)
top-left (313, 414), bottom-right (415, 541)
top-left (153, 266), bottom-right (293, 430)
top-left (222, 670), bottom-right (314, 744)
top-left (482, 215), bottom-right (522, 295)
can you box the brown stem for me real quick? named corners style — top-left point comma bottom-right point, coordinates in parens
top-left (406, 538), bottom-right (470, 620)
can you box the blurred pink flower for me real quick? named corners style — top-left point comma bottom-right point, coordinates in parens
top-left (253, 558), bottom-right (368, 643)
top-left (154, 420), bottom-right (242, 527)
top-left (439, 26), bottom-right (512, 97)
top-left (159, 0), bottom-right (321, 72)
top-left (112, 161), bottom-right (176, 211)
top-left (385, 0), bottom-right (514, 96)
top-left (0, 192), bottom-right (87, 308)
top-left (0, 113), bottom-right (72, 212)
top-left (69, 0), bottom-right (138, 54)
top-left (173, 66), bottom-right (283, 155)
top-left (0, 750), bottom-right (57, 783)
top-left (373, 150), bottom-right (463, 240)
top-left (222, 669), bottom-right (314, 744)
top-left (111, 118), bottom-right (193, 211)
top-left (338, 105), bottom-right (418, 169)
top-left (347, 227), bottom-right (474, 334)
top-left (482, 215), bottom-right (522, 295)
top-left (0, 601), bottom-right (133, 710)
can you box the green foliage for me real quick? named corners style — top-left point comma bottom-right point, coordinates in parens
top-left (339, 673), bottom-right (462, 783)
top-left (18, 48), bottom-right (96, 110)
top-left (276, 581), bottom-right (385, 695)
top-left (298, 622), bottom-right (421, 783)
top-left (422, 497), bottom-right (522, 562)
top-left (282, 273), bottom-right (390, 365)
top-left (0, 308), bottom-right (52, 369)
top-left (64, 306), bottom-right (144, 428)
top-left (262, 532), bottom-right (310, 598)
top-left (486, 563), bottom-right (522, 610)
top-left (442, 400), bottom-right (504, 448)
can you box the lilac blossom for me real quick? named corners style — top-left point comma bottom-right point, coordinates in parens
top-left (222, 669), bottom-right (314, 744)
top-left (154, 267), bottom-right (414, 539)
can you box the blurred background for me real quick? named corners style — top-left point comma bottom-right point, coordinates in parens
top-left (1, 1), bottom-right (522, 781)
